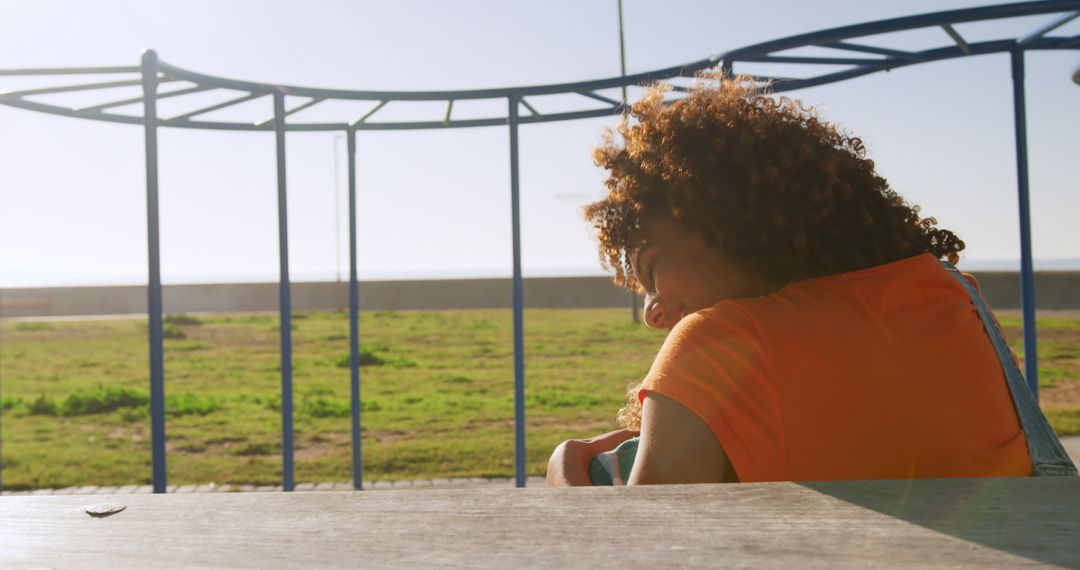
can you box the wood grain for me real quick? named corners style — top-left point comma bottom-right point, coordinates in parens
top-left (1, 477), bottom-right (1076, 568)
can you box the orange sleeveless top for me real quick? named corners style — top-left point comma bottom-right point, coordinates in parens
top-left (639, 254), bottom-right (1031, 482)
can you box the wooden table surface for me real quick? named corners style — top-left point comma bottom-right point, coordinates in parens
top-left (2, 477), bottom-right (1077, 568)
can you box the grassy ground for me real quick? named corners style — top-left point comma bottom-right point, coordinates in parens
top-left (1002, 316), bottom-right (1080, 437)
top-left (0, 309), bottom-right (662, 490)
top-left (0, 309), bottom-right (1077, 491)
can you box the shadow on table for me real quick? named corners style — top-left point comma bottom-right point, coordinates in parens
top-left (799, 477), bottom-right (1078, 568)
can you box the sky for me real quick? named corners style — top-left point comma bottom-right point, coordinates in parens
top-left (0, 0), bottom-right (1078, 287)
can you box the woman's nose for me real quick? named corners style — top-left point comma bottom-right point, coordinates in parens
top-left (643, 293), bottom-right (667, 329)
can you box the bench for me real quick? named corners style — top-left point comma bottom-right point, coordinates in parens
top-left (1, 477), bottom-right (1076, 567)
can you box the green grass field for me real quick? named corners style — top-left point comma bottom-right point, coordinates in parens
top-left (1, 309), bottom-right (1077, 491)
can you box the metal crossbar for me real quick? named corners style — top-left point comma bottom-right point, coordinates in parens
top-left (255, 97), bottom-right (326, 127)
top-left (165, 92), bottom-right (264, 123)
top-left (941, 24), bottom-right (974, 54)
top-left (820, 41), bottom-right (918, 60)
top-left (77, 85), bottom-right (214, 112)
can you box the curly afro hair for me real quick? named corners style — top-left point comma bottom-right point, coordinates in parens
top-left (584, 74), bottom-right (965, 292)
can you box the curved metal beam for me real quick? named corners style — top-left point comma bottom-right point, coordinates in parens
top-left (723, 0), bottom-right (1079, 59)
top-left (3, 41), bottom-right (1074, 132)
top-left (1, 1), bottom-right (1077, 131)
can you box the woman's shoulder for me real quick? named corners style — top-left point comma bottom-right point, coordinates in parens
top-left (732, 254), bottom-right (954, 310)
top-left (708, 253), bottom-right (970, 343)
top-left (648, 300), bottom-right (770, 391)
top-left (784, 253), bottom-right (945, 291)
top-left (662, 303), bottom-right (765, 363)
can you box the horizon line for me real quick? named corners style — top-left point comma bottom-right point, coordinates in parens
top-left (3, 257), bottom-right (1080, 290)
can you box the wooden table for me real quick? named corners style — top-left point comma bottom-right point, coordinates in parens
top-left (2, 477), bottom-right (1077, 568)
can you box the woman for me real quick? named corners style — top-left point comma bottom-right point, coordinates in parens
top-left (547, 75), bottom-right (1074, 486)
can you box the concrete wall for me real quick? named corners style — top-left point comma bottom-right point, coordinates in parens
top-left (0, 277), bottom-right (636, 317)
top-left (1, 272), bottom-right (1077, 318)
top-left (966, 272), bottom-right (1078, 313)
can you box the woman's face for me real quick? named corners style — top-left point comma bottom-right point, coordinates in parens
top-left (632, 217), bottom-right (774, 330)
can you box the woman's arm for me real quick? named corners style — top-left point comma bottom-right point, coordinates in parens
top-left (628, 391), bottom-right (736, 485)
top-left (546, 429), bottom-right (639, 486)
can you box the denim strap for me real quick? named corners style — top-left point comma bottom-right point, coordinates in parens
top-left (942, 261), bottom-right (1077, 477)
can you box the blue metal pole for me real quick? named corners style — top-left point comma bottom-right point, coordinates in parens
top-left (347, 127), bottom-right (363, 490)
top-left (508, 96), bottom-right (527, 488)
top-left (141, 50), bottom-right (168, 494)
top-left (1010, 46), bottom-right (1039, 399)
top-left (273, 92), bottom-right (295, 491)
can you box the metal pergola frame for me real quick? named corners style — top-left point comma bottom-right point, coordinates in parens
top-left (1, 0), bottom-right (1077, 494)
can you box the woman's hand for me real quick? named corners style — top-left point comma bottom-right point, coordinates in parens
top-left (546, 429), bottom-right (638, 487)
